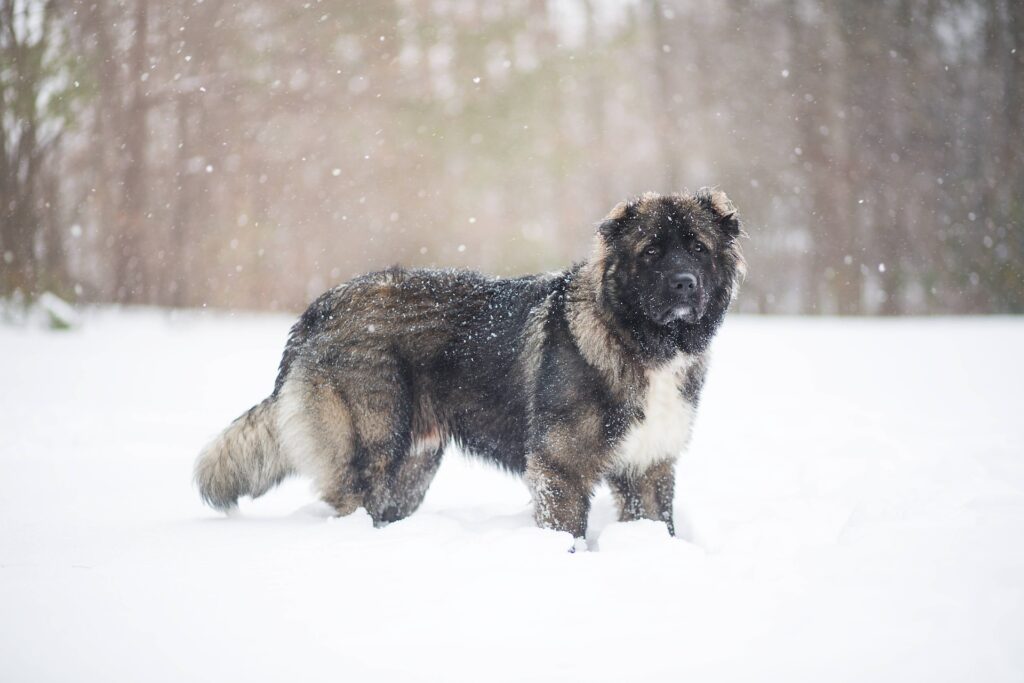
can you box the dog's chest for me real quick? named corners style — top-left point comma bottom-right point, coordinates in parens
top-left (611, 355), bottom-right (695, 474)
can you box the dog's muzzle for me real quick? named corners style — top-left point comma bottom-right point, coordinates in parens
top-left (658, 271), bottom-right (704, 324)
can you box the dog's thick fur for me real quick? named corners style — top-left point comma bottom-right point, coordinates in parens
top-left (195, 190), bottom-right (746, 539)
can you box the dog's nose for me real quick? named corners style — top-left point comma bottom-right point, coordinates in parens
top-left (669, 272), bottom-right (698, 292)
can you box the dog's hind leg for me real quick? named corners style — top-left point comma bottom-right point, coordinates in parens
top-left (386, 438), bottom-right (444, 521)
top-left (276, 372), bottom-right (364, 516)
top-left (334, 357), bottom-right (424, 527)
top-left (282, 358), bottom-right (441, 526)
top-left (377, 398), bottom-right (447, 522)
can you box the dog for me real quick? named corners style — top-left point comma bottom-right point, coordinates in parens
top-left (195, 189), bottom-right (746, 541)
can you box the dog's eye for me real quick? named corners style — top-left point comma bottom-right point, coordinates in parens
top-left (693, 242), bottom-right (704, 253)
top-left (644, 247), bottom-right (660, 257)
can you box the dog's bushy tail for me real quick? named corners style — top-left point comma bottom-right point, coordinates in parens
top-left (194, 397), bottom-right (293, 511)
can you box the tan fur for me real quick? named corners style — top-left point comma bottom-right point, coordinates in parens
top-left (565, 238), bottom-right (642, 393)
top-left (604, 201), bottom-right (629, 221)
top-left (277, 372), bottom-right (359, 510)
top-left (194, 397), bottom-right (293, 511)
top-left (708, 189), bottom-right (736, 218)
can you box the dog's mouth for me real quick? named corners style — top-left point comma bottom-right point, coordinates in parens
top-left (657, 304), bottom-right (701, 325)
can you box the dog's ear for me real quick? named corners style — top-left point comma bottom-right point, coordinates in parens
top-left (697, 188), bottom-right (745, 239)
top-left (597, 200), bottom-right (635, 240)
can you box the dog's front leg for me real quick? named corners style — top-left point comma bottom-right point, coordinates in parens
top-left (525, 454), bottom-right (596, 541)
top-left (606, 459), bottom-right (677, 535)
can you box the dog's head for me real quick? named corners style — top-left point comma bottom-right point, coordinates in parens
top-left (596, 189), bottom-right (746, 330)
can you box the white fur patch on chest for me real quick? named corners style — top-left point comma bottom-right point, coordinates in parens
top-left (611, 354), bottom-right (695, 475)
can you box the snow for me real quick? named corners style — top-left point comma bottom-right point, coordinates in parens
top-left (37, 292), bottom-right (81, 330)
top-left (2, 310), bottom-right (1023, 682)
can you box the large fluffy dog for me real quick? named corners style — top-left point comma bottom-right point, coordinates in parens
top-left (195, 190), bottom-right (746, 540)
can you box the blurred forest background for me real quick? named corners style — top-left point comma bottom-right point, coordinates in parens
top-left (1, 0), bottom-right (1022, 315)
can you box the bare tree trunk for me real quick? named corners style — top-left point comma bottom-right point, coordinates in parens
top-left (1009, 0), bottom-right (1024, 133)
top-left (170, 94), bottom-right (193, 308)
top-left (649, 0), bottom-right (679, 191)
top-left (114, 0), bottom-right (150, 303)
top-left (41, 151), bottom-right (67, 294)
top-left (999, 0), bottom-right (1024, 312)
top-left (583, 0), bottom-right (613, 211)
top-left (81, 1), bottom-right (121, 300)
top-left (876, 0), bottom-right (913, 316)
top-left (0, 5), bottom-right (11, 293)
top-left (1, 0), bottom-right (46, 296)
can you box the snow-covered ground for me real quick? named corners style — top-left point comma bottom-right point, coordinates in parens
top-left (1, 309), bottom-right (1022, 682)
